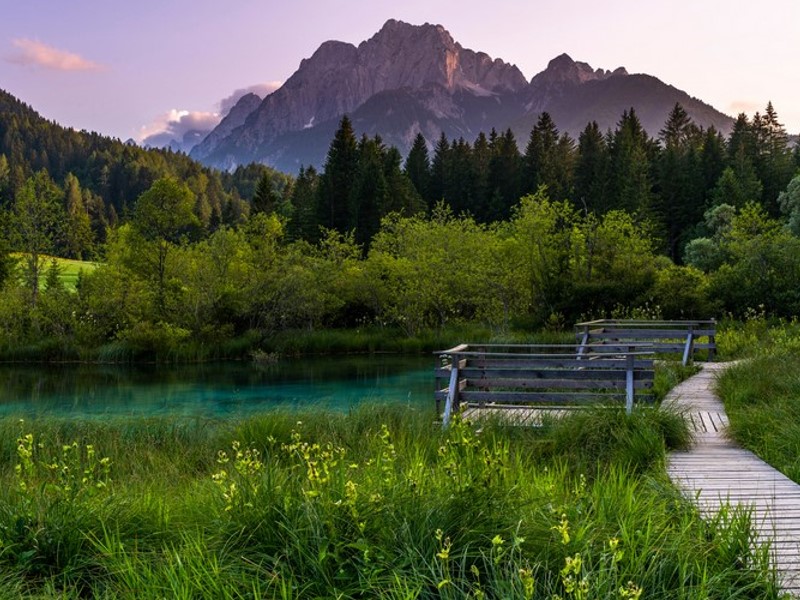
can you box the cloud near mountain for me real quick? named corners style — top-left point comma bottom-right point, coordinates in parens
top-left (140, 81), bottom-right (282, 153)
top-left (7, 38), bottom-right (104, 71)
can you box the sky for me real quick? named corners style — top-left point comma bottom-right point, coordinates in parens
top-left (2, 0), bottom-right (799, 145)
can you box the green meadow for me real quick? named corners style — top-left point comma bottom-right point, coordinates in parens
top-left (0, 360), bottom-right (782, 599)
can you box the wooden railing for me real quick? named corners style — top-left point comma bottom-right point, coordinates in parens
top-left (575, 319), bottom-right (716, 366)
top-left (435, 344), bottom-right (654, 428)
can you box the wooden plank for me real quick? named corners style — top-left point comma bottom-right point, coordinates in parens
top-left (459, 391), bottom-right (645, 404)
top-left (582, 328), bottom-right (716, 338)
top-left (463, 377), bottom-right (653, 390)
top-left (445, 358), bottom-right (655, 370)
top-left (451, 367), bottom-right (654, 381)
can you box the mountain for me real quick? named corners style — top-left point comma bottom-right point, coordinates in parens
top-left (192, 20), bottom-right (733, 173)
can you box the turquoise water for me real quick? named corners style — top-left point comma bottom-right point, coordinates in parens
top-left (0, 355), bottom-right (435, 419)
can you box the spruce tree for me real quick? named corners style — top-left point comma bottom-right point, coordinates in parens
top-left (608, 108), bottom-right (653, 214)
top-left (252, 172), bottom-right (279, 216)
top-left (287, 166), bottom-right (319, 242)
top-left (487, 129), bottom-right (522, 221)
top-left (403, 133), bottom-right (431, 201)
top-left (428, 132), bottom-right (451, 211)
top-left (574, 121), bottom-right (609, 214)
top-left (317, 115), bottom-right (359, 233)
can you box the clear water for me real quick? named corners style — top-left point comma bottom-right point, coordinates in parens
top-left (0, 355), bottom-right (435, 419)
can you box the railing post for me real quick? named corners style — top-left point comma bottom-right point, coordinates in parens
top-left (442, 353), bottom-right (460, 429)
top-left (625, 349), bottom-right (635, 414)
top-left (577, 324), bottom-right (589, 359)
top-left (708, 319), bottom-right (716, 362)
top-left (682, 325), bottom-right (694, 366)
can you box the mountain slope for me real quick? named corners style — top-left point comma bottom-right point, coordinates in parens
top-left (192, 20), bottom-right (733, 172)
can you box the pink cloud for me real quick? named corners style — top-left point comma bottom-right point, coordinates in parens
top-left (728, 100), bottom-right (761, 115)
top-left (218, 82), bottom-right (281, 114)
top-left (139, 109), bottom-right (220, 149)
top-left (7, 38), bottom-right (103, 72)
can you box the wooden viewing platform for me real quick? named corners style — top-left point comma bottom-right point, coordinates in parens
top-left (435, 344), bottom-right (655, 427)
top-left (575, 319), bottom-right (717, 365)
top-left (666, 362), bottom-right (800, 596)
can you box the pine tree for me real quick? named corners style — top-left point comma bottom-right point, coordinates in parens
top-left (350, 135), bottom-right (388, 248)
top-left (471, 132), bottom-right (492, 222)
top-left (574, 121), bottom-right (609, 214)
top-left (252, 172), bottom-right (279, 216)
top-left (608, 109), bottom-right (653, 214)
top-left (428, 132), bottom-right (451, 210)
top-left (317, 115), bottom-right (359, 233)
top-left (524, 112), bottom-right (559, 194)
top-left (63, 173), bottom-right (94, 259)
top-left (653, 104), bottom-right (704, 261)
top-left (487, 129), bottom-right (522, 221)
top-left (287, 166), bottom-right (319, 242)
top-left (403, 133), bottom-right (430, 201)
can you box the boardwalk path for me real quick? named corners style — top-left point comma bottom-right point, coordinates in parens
top-left (666, 362), bottom-right (800, 596)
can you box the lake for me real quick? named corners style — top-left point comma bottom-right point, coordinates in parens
top-left (0, 355), bottom-right (435, 419)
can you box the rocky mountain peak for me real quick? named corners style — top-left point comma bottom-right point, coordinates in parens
top-left (531, 53), bottom-right (627, 86)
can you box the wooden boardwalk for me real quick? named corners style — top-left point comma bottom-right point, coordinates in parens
top-left (666, 362), bottom-right (800, 596)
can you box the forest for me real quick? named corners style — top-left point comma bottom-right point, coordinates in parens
top-left (1, 89), bottom-right (800, 361)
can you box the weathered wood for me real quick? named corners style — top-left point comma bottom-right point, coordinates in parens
top-left (463, 377), bottom-right (653, 390)
top-left (666, 362), bottom-right (800, 597)
top-left (575, 319), bottom-right (716, 365)
top-left (435, 361), bottom-right (654, 381)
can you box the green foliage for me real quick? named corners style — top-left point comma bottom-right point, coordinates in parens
top-left (717, 324), bottom-right (800, 483)
top-left (0, 407), bottom-right (779, 598)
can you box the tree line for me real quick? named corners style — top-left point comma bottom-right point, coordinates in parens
top-left (1, 92), bottom-right (800, 360)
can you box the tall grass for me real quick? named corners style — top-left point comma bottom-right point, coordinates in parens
top-left (0, 406), bottom-right (778, 598)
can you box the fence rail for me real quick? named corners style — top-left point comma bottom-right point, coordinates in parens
top-left (435, 344), bottom-right (654, 427)
top-left (575, 319), bottom-right (716, 366)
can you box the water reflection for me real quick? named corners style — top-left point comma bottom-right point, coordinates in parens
top-left (0, 355), bottom-right (434, 419)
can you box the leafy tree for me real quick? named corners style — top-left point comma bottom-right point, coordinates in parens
top-left (778, 173), bottom-right (800, 236)
top-left (132, 177), bottom-right (199, 314)
top-left (10, 171), bottom-right (64, 306)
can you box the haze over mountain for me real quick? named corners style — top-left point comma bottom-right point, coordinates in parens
top-left (191, 19), bottom-right (733, 173)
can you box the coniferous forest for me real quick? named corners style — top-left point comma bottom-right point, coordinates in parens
top-left (1, 87), bottom-right (800, 361)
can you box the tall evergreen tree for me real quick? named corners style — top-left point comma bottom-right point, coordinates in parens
top-left (753, 102), bottom-right (795, 215)
top-left (448, 138), bottom-right (475, 215)
top-left (654, 104), bottom-right (704, 261)
top-left (63, 172), bottom-right (94, 259)
top-left (574, 121), bottom-right (609, 214)
top-left (608, 108), bottom-right (653, 214)
top-left (487, 129), bottom-right (522, 221)
top-left (523, 112), bottom-right (560, 195)
top-left (251, 172), bottom-right (280, 216)
top-left (350, 135), bottom-right (388, 248)
top-left (472, 132), bottom-right (492, 222)
top-left (317, 115), bottom-right (359, 233)
top-left (428, 132), bottom-right (451, 210)
top-left (403, 133), bottom-right (431, 201)
top-left (287, 166), bottom-right (319, 242)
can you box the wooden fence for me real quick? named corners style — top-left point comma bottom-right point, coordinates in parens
top-left (575, 319), bottom-right (716, 366)
top-left (435, 344), bottom-right (655, 427)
